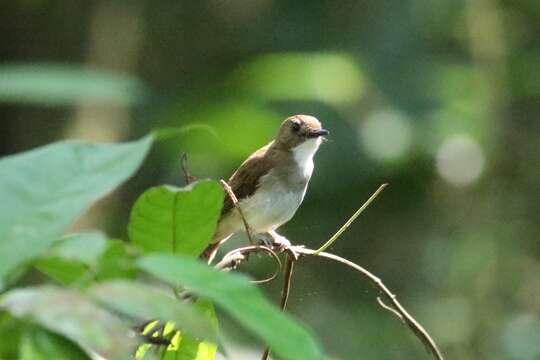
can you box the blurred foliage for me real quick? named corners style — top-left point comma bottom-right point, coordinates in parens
top-left (0, 136), bottom-right (153, 286)
top-left (139, 254), bottom-right (323, 360)
top-left (1, 0), bottom-right (540, 359)
top-left (0, 64), bottom-right (147, 106)
top-left (232, 53), bottom-right (365, 105)
top-left (0, 134), bottom-right (324, 359)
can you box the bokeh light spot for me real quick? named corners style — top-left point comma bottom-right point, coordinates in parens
top-left (436, 134), bottom-right (485, 186)
top-left (359, 110), bottom-right (413, 162)
top-left (503, 314), bottom-right (540, 359)
top-left (235, 53), bottom-right (364, 106)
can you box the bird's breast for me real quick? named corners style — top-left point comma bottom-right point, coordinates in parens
top-left (239, 174), bottom-right (307, 233)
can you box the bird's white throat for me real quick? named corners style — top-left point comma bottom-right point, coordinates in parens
top-left (293, 138), bottom-right (321, 178)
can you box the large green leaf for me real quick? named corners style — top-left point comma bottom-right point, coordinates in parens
top-left (0, 135), bottom-right (153, 288)
top-left (88, 281), bottom-right (216, 341)
top-left (128, 180), bottom-right (223, 257)
top-left (0, 286), bottom-right (136, 360)
top-left (0, 63), bottom-right (147, 106)
top-left (138, 254), bottom-right (324, 360)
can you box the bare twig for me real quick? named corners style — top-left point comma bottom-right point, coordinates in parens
top-left (216, 245), bottom-right (282, 284)
top-left (314, 183), bottom-right (388, 254)
top-left (261, 255), bottom-right (296, 360)
top-left (209, 180), bottom-right (442, 359)
top-left (215, 244), bottom-right (443, 360)
top-left (301, 248), bottom-right (444, 360)
top-left (180, 153), bottom-right (197, 185)
top-left (279, 257), bottom-right (295, 310)
top-left (377, 296), bottom-right (404, 321)
top-left (220, 179), bottom-right (255, 245)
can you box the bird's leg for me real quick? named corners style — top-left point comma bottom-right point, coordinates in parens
top-left (254, 233), bottom-right (276, 247)
top-left (268, 230), bottom-right (305, 260)
top-left (267, 230), bottom-right (292, 249)
top-left (254, 231), bottom-right (291, 249)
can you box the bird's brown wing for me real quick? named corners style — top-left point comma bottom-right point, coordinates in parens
top-left (221, 143), bottom-right (274, 216)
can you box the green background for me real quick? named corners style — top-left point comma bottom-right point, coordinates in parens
top-left (1, 1), bottom-right (540, 359)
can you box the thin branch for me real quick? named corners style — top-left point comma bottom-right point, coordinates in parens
top-left (216, 245), bottom-right (282, 284)
top-left (220, 179), bottom-right (255, 245)
top-left (213, 244), bottom-right (443, 360)
top-left (314, 183), bottom-right (388, 255)
top-left (180, 153), bottom-right (197, 185)
top-left (302, 248), bottom-right (444, 360)
top-left (207, 176), bottom-right (440, 358)
top-left (261, 255), bottom-right (296, 360)
top-left (279, 257), bottom-right (295, 310)
top-left (377, 296), bottom-right (404, 321)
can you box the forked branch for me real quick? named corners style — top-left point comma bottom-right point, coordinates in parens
top-left (215, 182), bottom-right (444, 360)
top-left (180, 156), bottom-right (443, 359)
top-left (218, 244), bottom-right (443, 360)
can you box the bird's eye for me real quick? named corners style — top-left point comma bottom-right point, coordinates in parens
top-left (292, 122), bottom-right (301, 132)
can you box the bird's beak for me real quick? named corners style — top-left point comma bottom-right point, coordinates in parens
top-left (307, 128), bottom-right (330, 138)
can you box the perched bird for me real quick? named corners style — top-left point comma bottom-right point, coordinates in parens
top-left (206, 115), bottom-right (328, 259)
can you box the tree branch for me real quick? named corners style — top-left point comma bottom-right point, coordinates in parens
top-left (218, 244), bottom-right (443, 360)
top-left (303, 248), bottom-right (444, 360)
top-left (210, 179), bottom-right (443, 359)
top-left (180, 153), bottom-right (197, 185)
top-left (220, 180), bottom-right (255, 245)
top-left (261, 255), bottom-right (296, 360)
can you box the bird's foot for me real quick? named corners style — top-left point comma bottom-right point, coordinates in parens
top-left (254, 233), bottom-right (278, 248)
top-left (268, 231), bottom-right (291, 249)
top-left (267, 231), bottom-right (305, 260)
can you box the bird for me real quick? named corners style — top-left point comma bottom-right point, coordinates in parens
top-left (205, 114), bottom-right (328, 261)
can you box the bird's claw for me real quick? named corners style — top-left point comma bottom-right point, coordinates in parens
top-left (267, 232), bottom-right (305, 260)
top-left (271, 234), bottom-right (291, 250)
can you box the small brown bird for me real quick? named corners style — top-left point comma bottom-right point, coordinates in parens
top-left (207, 115), bottom-right (328, 259)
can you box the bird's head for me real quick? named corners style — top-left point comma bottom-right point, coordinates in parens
top-left (275, 114), bottom-right (329, 149)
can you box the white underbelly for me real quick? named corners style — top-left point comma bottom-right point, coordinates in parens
top-left (240, 183), bottom-right (305, 233)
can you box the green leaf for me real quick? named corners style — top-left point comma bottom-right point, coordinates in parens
top-left (35, 236), bottom-right (137, 286)
top-left (138, 254), bottom-right (324, 360)
top-left (94, 239), bottom-right (138, 281)
top-left (128, 180), bottom-right (224, 257)
top-left (0, 312), bottom-right (23, 359)
top-left (0, 135), bottom-right (153, 288)
top-left (47, 232), bottom-right (108, 264)
top-left (35, 232), bottom-right (108, 285)
top-left (20, 326), bottom-right (90, 360)
top-left (0, 286), bottom-right (136, 360)
top-left (34, 258), bottom-right (89, 286)
top-left (89, 281), bottom-right (216, 341)
top-left (0, 63), bottom-right (147, 106)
